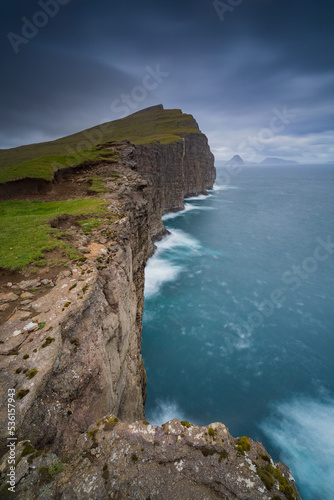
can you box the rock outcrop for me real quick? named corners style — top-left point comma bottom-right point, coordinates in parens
top-left (0, 417), bottom-right (301, 499)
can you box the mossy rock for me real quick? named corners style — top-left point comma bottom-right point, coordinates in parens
top-left (88, 428), bottom-right (99, 449)
top-left (27, 449), bottom-right (44, 464)
top-left (21, 444), bottom-right (35, 457)
top-left (41, 337), bottom-right (55, 348)
top-left (218, 450), bottom-right (228, 462)
top-left (257, 468), bottom-right (275, 490)
top-left (27, 369), bottom-right (38, 379)
top-left (17, 389), bottom-right (30, 399)
top-left (88, 428), bottom-right (99, 439)
top-left (208, 427), bottom-right (217, 438)
top-left (273, 468), bottom-right (292, 492)
top-left (265, 463), bottom-right (274, 475)
top-left (236, 436), bottom-right (251, 454)
top-left (180, 421), bottom-right (192, 428)
top-left (104, 417), bottom-right (119, 431)
top-left (280, 484), bottom-right (297, 500)
top-left (38, 466), bottom-right (53, 484)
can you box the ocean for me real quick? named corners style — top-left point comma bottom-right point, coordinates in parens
top-left (142, 165), bottom-right (334, 500)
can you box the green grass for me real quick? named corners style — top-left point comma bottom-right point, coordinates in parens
top-left (0, 199), bottom-right (107, 270)
top-left (0, 148), bottom-right (112, 184)
top-left (88, 175), bottom-right (108, 194)
top-left (88, 172), bottom-right (120, 194)
top-left (0, 105), bottom-right (200, 175)
top-left (77, 218), bottom-right (104, 234)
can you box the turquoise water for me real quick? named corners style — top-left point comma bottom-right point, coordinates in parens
top-left (142, 165), bottom-right (334, 500)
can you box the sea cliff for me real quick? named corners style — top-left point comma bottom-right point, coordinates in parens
top-left (0, 107), bottom-right (300, 499)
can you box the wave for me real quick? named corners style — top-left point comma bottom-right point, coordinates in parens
top-left (184, 193), bottom-right (212, 201)
top-left (144, 229), bottom-right (202, 297)
top-left (147, 400), bottom-right (186, 426)
top-left (259, 396), bottom-right (334, 500)
top-left (144, 257), bottom-right (182, 297)
top-left (162, 202), bottom-right (213, 221)
top-left (209, 184), bottom-right (240, 191)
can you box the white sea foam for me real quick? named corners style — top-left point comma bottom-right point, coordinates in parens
top-left (162, 203), bottom-right (197, 221)
top-left (184, 193), bottom-right (212, 201)
top-left (162, 202), bottom-right (213, 221)
top-left (144, 229), bottom-right (202, 297)
top-left (155, 229), bottom-right (201, 253)
top-left (260, 397), bottom-right (334, 500)
top-left (209, 184), bottom-right (240, 191)
top-left (144, 257), bottom-right (181, 297)
top-left (148, 400), bottom-right (186, 426)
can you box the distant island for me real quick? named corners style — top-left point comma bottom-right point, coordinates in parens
top-left (260, 157), bottom-right (299, 165)
top-left (225, 155), bottom-right (244, 166)
top-left (223, 155), bottom-right (299, 166)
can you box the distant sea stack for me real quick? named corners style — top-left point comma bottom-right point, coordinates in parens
top-left (261, 157), bottom-right (299, 165)
top-left (225, 155), bottom-right (244, 166)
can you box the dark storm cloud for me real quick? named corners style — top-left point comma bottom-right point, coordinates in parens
top-left (1, 0), bottom-right (334, 162)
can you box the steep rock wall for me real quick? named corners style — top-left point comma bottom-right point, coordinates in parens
top-left (0, 136), bottom-right (303, 498)
top-left (134, 133), bottom-right (215, 239)
top-left (0, 135), bottom-right (215, 457)
top-left (0, 169), bottom-right (150, 456)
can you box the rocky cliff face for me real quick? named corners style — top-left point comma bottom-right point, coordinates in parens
top-left (135, 133), bottom-right (215, 239)
top-left (0, 134), bottom-right (215, 458)
top-left (0, 416), bottom-right (301, 500)
top-left (0, 134), bottom-right (301, 499)
top-left (0, 146), bottom-right (150, 458)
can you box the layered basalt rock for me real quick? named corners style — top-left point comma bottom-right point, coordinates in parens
top-left (134, 132), bottom-right (215, 239)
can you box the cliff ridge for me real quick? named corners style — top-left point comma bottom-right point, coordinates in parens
top-left (0, 107), bottom-right (300, 499)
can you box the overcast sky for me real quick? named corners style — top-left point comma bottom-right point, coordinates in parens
top-left (1, 0), bottom-right (334, 162)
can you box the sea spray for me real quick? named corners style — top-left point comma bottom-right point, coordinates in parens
top-left (260, 397), bottom-right (334, 500)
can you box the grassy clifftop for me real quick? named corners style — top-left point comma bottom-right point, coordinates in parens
top-left (0, 105), bottom-right (200, 182)
top-left (0, 106), bottom-right (201, 272)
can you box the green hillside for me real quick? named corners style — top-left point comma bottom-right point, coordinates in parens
top-left (0, 199), bottom-right (108, 270)
top-left (0, 105), bottom-right (200, 182)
